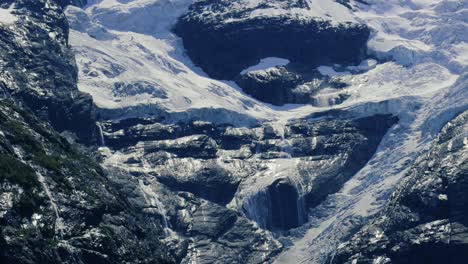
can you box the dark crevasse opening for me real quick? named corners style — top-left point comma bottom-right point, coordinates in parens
top-left (267, 179), bottom-right (307, 230)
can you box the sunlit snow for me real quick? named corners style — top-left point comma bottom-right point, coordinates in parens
top-left (241, 57), bottom-right (290, 75)
top-left (0, 4), bottom-right (17, 25)
top-left (66, 0), bottom-right (461, 125)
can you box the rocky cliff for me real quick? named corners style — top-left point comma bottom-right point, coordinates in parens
top-left (0, 1), bottom-right (172, 263)
top-left (175, 0), bottom-right (369, 80)
top-left (99, 113), bottom-right (397, 231)
top-left (0, 0), bottom-right (96, 144)
top-left (332, 110), bottom-right (468, 264)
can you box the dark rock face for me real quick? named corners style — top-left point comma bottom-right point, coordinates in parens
top-left (332, 111), bottom-right (468, 264)
top-left (163, 192), bottom-right (281, 263)
top-left (138, 135), bottom-right (219, 159)
top-left (0, 1), bottom-right (174, 263)
top-left (0, 0), bottom-right (96, 144)
top-left (175, 0), bottom-right (369, 80)
top-left (100, 114), bottom-right (397, 231)
top-left (235, 65), bottom-right (351, 106)
top-left (175, 0), bottom-right (368, 107)
top-left (158, 163), bottom-right (240, 205)
top-left (0, 101), bottom-right (172, 264)
top-left (236, 67), bottom-right (305, 105)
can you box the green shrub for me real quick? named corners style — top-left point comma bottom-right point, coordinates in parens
top-left (0, 154), bottom-right (39, 189)
top-left (5, 120), bottom-right (43, 154)
top-left (34, 153), bottom-right (62, 174)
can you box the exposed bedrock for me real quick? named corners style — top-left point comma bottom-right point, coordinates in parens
top-left (0, 0), bottom-right (97, 144)
top-left (158, 162), bottom-right (240, 205)
top-left (241, 114), bottom-right (398, 230)
top-left (175, 0), bottom-right (370, 80)
top-left (100, 114), bottom-right (398, 230)
top-left (332, 110), bottom-right (468, 264)
top-left (234, 65), bottom-right (350, 106)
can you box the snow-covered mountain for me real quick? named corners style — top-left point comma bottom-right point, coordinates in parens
top-left (65, 0), bottom-right (463, 123)
top-left (0, 0), bottom-right (466, 263)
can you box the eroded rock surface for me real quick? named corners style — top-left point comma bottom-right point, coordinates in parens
top-left (99, 114), bottom-right (397, 231)
top-left (175, 0), bottom-right (369, 80)
top-left (332, 111), bottom-right (468, 264)
top-left (0, 0), bottom-right (96, 144)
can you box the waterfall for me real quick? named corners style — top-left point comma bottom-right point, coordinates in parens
top-left (96, 123), bottom-right (106, 147)
top-left (276, 124), bottom-right (291, 158)
top-left (37, 173), bottom-right (64, 238)
top-left (242, 189), bottom-right (271, 229)
top-left (138, 180), bottom-right (170, 236)
top-left (279, 133), bottom-right (292, 158)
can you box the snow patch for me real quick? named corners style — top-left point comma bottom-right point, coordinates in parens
top-left (66, 0), bottom-right (462, 125)
top-left (0, 4), bottom-right (17, 25)
top-left (224, 0), bottom-right (357, 24)
top-left (241, 57), bottom-right (290, 75)
top-left (355, 0), bottom-right (467, 71)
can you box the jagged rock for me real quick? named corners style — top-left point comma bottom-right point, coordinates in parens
top-left (135, 135), bottom-right (219, 159)
top-left (158, 162), bottom-right (240, 205)
top-left (0, 0), bottom-right (97, 144)
top-left (100, 114), bottom-right (397, 231)
top-left (150, 191), bottom-right (283, 263)
top-left (235, 67), bottom-right (305, 106)
top-left (175, 0), bottom-right (369, 79)
top-left (235, 65), bottom-right (350, 106)
top-left (0, 101), bottom-right (172, 264)
top-left (332, 111), bottom-right (468, 264)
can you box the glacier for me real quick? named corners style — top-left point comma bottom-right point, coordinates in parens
top-left (66, 0), bottom-right (462, 124)
top-left (64, 0), bottom-right (467, 263)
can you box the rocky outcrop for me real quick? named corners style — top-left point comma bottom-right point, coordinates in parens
top-left (175, 0), bottom-right (369, 79)
top-left (163, 192), bottom-right (282, 263)
top-left (331, 111), bottom-right (468, 264)
top-left (175, 0), bottom-right (367, 106)
top-left (235, 65), bottom-right (350, 106)
top-left (0, 100), bottom-right (172, 264)
top-left (0, 0), bottom-right (96, 144)
top-left (0, 1), bottom-right (174, 263)
top-left (0, 97), bottom-right (280, 263)
top-left (266, 178), bottom-right (307, 230)
top-left (99, 114), bottom-right (397, 231)
top-left (158, 162), bottom-right (240, 205)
